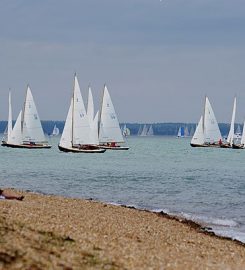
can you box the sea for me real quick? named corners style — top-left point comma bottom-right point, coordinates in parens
top-left (1, 135), bottom-right (245, 243)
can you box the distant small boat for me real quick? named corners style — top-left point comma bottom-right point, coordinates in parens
top-left (177, 127), bottom-right (184, 138)
top-left (140, 124), bottom-right (148, 136)
top-left (50, 124), bottom-right (59, 136)
top-left (58, 74), bottom-right (105, 153)
top-left (190, 96), bottom-right (222, 147)
top-left (139, 124), bottom-right (154, 136)
top-left (98, 85), bottom-right (129, 150)
top-left (184, 126), bottom-right (189, 137)
top-left (2, 87), bottom-right (51, 149)
top-left (122, 124), bottom-right (130, 137)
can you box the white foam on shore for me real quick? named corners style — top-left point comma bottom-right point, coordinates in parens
top-left (180, 213), bottom-right (238, 227)
top-left (98, 202), bottom-right (245, 244)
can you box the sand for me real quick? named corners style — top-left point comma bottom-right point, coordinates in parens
top-left (0, 189), bottom-right (244, 270)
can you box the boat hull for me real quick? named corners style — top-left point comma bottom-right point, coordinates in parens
top-left (220, 144), bottom-right (231, 149)
top-left (232, 144), bottom-right (244, 149)
top-left (190, 143), bottom-right (220, 148)
top-left (99, 145), bottom-right (129, 150)
top-left (58, 145), bottom-right (106, 153)
top-left (1, 142), bottom-right (51, 149)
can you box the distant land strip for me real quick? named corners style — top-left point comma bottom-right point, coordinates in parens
top-left (0, 121), bottom-right (234, 136)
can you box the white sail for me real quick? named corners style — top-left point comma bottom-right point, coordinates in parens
top-left (59, 99), bottom-right (73, 148)
top-left (147, 125), bottom-right (154, 136)
top-left (191, 116), bottom-right (204, 145)
top-left (122, 124), bottom-right (130, 137)
top-left (184, 126), bottom-right (189, 137)
top-left (227, 97), bottom-right (236, 145)
top-left (203, 97), bottom-right (221, 143)
top-left (72, 75), bottom-right (91, 145)
top-left (52, 124), bottom-right (60, 136)
top-left (8, 110), bottom-right (23, 145)
top-left (7, 91), bottom-right (12, 142)
top-left (140, 124), bottom-right (148, 136)
top-left (89, 111), bottom-right (99, 145)
top-left (99, 85), bottom-right (124, 143)
top-left (241, 121), bottom-right (245, 145)
top-left (137, 125), bottom-right (143, 136)
top-left (87, 86), bottom-right (94, 126)
top-left (177, 127), bottom-right (181, 137)
top-left (22, 86), bottom-right (46, 142)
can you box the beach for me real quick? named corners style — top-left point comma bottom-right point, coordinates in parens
top-left (0, 189), bottom-right (244, 270)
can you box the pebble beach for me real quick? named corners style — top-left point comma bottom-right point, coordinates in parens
top-left (0, 189), bottom-right (245, 270)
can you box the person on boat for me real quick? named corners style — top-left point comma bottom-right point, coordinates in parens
top-left (110, 142), bottom-right (116, 147)
top-left (0, 189), bottom-right (24, 201)
top-left (219, 138), bottom-right (222, 146)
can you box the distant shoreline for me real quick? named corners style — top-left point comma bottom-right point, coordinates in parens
top-left (0, 188), bottom-right (244, 269)
top-left (0, 121), bottom-right (233, 136)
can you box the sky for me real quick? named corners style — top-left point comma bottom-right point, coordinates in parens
top-left (1, 0), bottom-right (245, 123)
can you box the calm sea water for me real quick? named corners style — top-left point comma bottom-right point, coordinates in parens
top-left (1, 136), bottom-right (245, 243)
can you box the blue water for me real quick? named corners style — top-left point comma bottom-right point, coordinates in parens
top-left (1, 136), bottom-right (245, 243)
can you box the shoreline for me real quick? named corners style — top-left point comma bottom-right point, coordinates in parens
top-left (22, 188), bottom-right (245, 246)
top-left (1, 188), bottom-right (245, 269)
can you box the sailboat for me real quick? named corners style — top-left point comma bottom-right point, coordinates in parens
top-left (140, 124), bottom-right (148, 136)
top-left (177, 127), bottom-right (184, 138)
top-left (122, 124), bottom-right (130, 137)
top-left (50, 124), bottom-right (60, 136)
top-left (147, 125), bottom-right (154, 136)
top-left (190, 96), bottom-right (222, 147)
top-left (58, 75), bottom-right (105, 153)
top-left (98, 85), bottom-right (129, 150)
top-left (221, 97), bottom-right (236, 148)
top-left (232, 121), bottom-right (245, 149)
top-left (184, 126), bottom-right (189, 137)
top-left (2, 87), bottom-right (51, 149)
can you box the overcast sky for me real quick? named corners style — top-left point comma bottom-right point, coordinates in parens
top-left (0, 0), bottom-right (245, 123)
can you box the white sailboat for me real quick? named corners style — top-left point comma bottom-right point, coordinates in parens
top-left (98, 85), bottom-right (129, 150)
top-left (232, 121), bottom-right (245, 149)
top-left (122, 124), bottom-right (130, 137)
top-left (190, 96), bottom-right (222, 147)
top-left (2, 86), bottom-right (51, 149)
top-left (147, 125), bottom-right (154, 136)
top-left (58, 74), bottom-right (105, 153)
top-left (221, 97), bottom-right (236, 148)
top-left (140, 124), bottom-right (148, 136)
top-left (51, 124), bottom-right (60, 136)
top-left (177, 127), bottom-right (184, 138)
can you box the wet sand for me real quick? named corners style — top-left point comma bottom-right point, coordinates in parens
top-left (0, 189), bottom-right (245, 270)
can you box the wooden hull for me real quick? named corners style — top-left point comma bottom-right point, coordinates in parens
top-left (220, 144), bottom-right (231, 149)
top-left (1, 142), bottom-right (51, 149)
top-left (232, 144), bottom-right (244, 149)
top-left (190, 143), bottom-right (220, 148)
top-left (99, 145), bottom-right (129, 150)
top-left (58, 145), bottom-right (106, 153)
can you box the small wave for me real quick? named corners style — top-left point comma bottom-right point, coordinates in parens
top-left (181, 213), bottom-right (238, 227)
top-left (152, 208), bottom-right (171, 214)
top-left (213, 228), bottom-right (245, 243)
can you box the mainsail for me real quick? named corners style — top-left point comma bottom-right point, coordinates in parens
top-left (99, 85), bottom-right (124, 143)
top-left (227, 97), bottom-right (236, 145)
top-left (22, 86), bottom-right (46, 143)
top-left (203, 97), bottom-right (221, 143)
